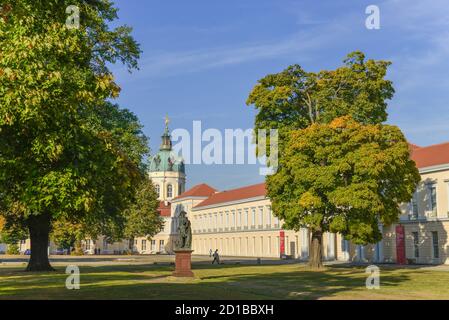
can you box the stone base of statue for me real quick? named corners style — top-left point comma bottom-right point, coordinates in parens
top-left (173, 249), bottom-right (194, 277)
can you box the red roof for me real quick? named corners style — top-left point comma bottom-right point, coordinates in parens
top-left (411, 142), bottom-right (449, 169)
top-left (173, 183), bottom-right (217, 201)
top-left (181, 143), bottom-right (449, 210)
top-left (194, 183), bottom-right (266, 209)
top-left (158, 201), bottom-right (171, 217)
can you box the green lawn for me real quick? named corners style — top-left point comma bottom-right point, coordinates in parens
top-left (0, 263), bottom-right (448, 300)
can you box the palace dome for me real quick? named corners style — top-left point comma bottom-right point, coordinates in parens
top-left (149, 149), bottom-right (185, 173)
top-left (148, 117), bottom-right (185, 174)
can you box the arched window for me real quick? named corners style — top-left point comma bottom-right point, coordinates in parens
top-left (167, 184), bottom-right (173, 198)
top-left (155, 185), bottom-right (160, 198)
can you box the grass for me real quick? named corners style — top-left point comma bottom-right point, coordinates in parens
top-left (0, 263), bottom-right (448, 300)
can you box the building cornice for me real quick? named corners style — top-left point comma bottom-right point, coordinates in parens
top-left (193, 226), bottom-right (282, 235)
top-left (171, 196), bottom-right (210, 203)
top-left (192, 196), bottom-right (268, 211)
top-left (419, 163), bottom-right (449, 174)
top-left (399, 217), bottom-right (449, 224)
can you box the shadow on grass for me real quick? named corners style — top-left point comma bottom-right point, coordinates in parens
top-left (0, 262), bottom-right (420, 300)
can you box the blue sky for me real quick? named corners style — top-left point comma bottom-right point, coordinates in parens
top-left (110, 0), bottom-right (449, 190)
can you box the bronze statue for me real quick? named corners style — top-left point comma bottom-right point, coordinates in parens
top-left (175, 211), bottom-right (192, 250)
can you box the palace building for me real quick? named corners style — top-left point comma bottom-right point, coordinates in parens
top-left (3, 121), bottom-right (449, 265)
top-left (131, 122), bottom-right (449, 265)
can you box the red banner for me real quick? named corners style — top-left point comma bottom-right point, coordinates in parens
top-left (279, 230), bottom-right (285, 257)
top-left (396, 225), bottom-right (406, 265)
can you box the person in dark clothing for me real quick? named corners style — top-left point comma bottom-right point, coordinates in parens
top-left (212, 249), bottom-right (220, 264)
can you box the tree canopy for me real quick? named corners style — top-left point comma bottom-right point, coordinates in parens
top-left (247, 51), bottom-right (395, 156)
top-left (247, 52), bottom-right (420, 268)
top-left (0, 1), bottom-right (157, 270)
top-left (267, 116), bottom-right (420, 242)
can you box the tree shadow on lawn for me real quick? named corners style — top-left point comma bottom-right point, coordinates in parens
top-left (0, 263), bottom-right (414, 300)
top-left (0, 264), bottom-right (173, 298)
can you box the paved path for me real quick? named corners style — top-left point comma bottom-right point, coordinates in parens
top-left (3, 254), bottom-right (447, 270)
top-left (0, 254), bottom-right (308, 267)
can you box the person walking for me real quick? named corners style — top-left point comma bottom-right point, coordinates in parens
top-left (212, 249), bottom-right (220, 264)
top-left (209, 248), bottom-right (213, 257)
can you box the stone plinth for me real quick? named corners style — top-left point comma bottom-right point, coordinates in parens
top-left (173, 250), bottom-right (194, 277)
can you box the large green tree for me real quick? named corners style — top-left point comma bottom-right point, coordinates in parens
top-left (247, 52), bottom-right (419, 268)
top-left (123, 178), bottom-right (164, 252)
top-left (0, 1), bottom-right (146, 271)
top-left (268, 117), bottom-right (420, 268)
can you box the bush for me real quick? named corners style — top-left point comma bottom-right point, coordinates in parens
top-left (123, 249), bottom-right (133, 255)
top-left (71, 248), bottom-right (84, 256)
top-left (7, 244), bottom-right (19, 255)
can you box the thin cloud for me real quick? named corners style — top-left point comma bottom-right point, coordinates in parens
top-left (113, 26), bottom-right (345, 80)
top-left (384, 0), bottom-right (449, 92)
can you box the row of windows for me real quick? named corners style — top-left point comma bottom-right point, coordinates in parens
top-left (194, 233), bottom-right (330, 258)
top-left (154, 183), bottom-right (184, 198)
top-left (192, 206), bottom-right (280, 233)
top-left (194, 236), bottom-right (287, 256)
top-left (409, 182), bottom-right (448, 219)
top-left (139, 239), bottom-right (165, 252)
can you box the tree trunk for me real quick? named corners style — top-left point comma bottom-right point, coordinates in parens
top-left (308, 230), bottom-right (323, 269)
top-left (129, 237), bottom-right (134, 252)
top-left (73, 239), bottom-right (83, 255)
top-left (26, 213), bottom-right (54, 272)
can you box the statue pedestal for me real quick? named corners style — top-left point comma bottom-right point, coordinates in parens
top-left (173, 250), bottom-right (194, 277)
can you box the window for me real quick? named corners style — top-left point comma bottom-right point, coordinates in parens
top-left (259, 207), bottom-right (264, 227)
top-left (226, 211), bottom-right (229, 228)
top-left (208, 213), bottom-right (212, 230)
top-left (274, 216), bottom-right (280, 228)
top-left (155, 184), bottom-right (160, 198)
top-left (178, 183), bottom-right (183, 196)
top-left (447, 181), bottom-right (449, 217)
top-left (268, 236), bottom-right (271, 254)
top-left (167, 184), bottom-right (173, 198)
top-left (220, 212), bottom-right (223, 228)
top-left (411, 193), bottom-right (418, 219)
top-left (432, 232), bottom-right (439, 259)
top-left (245, 210), bottom-right (249, 227)
top-left (159, 240), bottom-right (165, 251)
top-left (151, 240), bottom-right (156, 251)
top-left (238, 210), bottom-right (242, 228)
top-left (142, 239), bottom-right (147, 251)
top-left (18, 240), bottom-right (25, 252)
top-left (267, 206), bottom-right (272, 226)
top-left (412, 232), bottom-right (419, 258)
top-left (103, 238), bottom-right (108, 250)
top-left (251, 208), bottom-right (256, 227)
top-left (232, 210), bottom-right (236, 228)
top-left (253, 237), bottom-right (256, 256)
top-left (429, 184), bottom-right (437, 216)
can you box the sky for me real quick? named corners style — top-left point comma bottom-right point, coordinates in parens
top-left (110, 0), bottom-right (449, 190)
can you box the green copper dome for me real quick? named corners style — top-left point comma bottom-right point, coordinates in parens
top-left (149, 117), bottom-right (185, 174)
